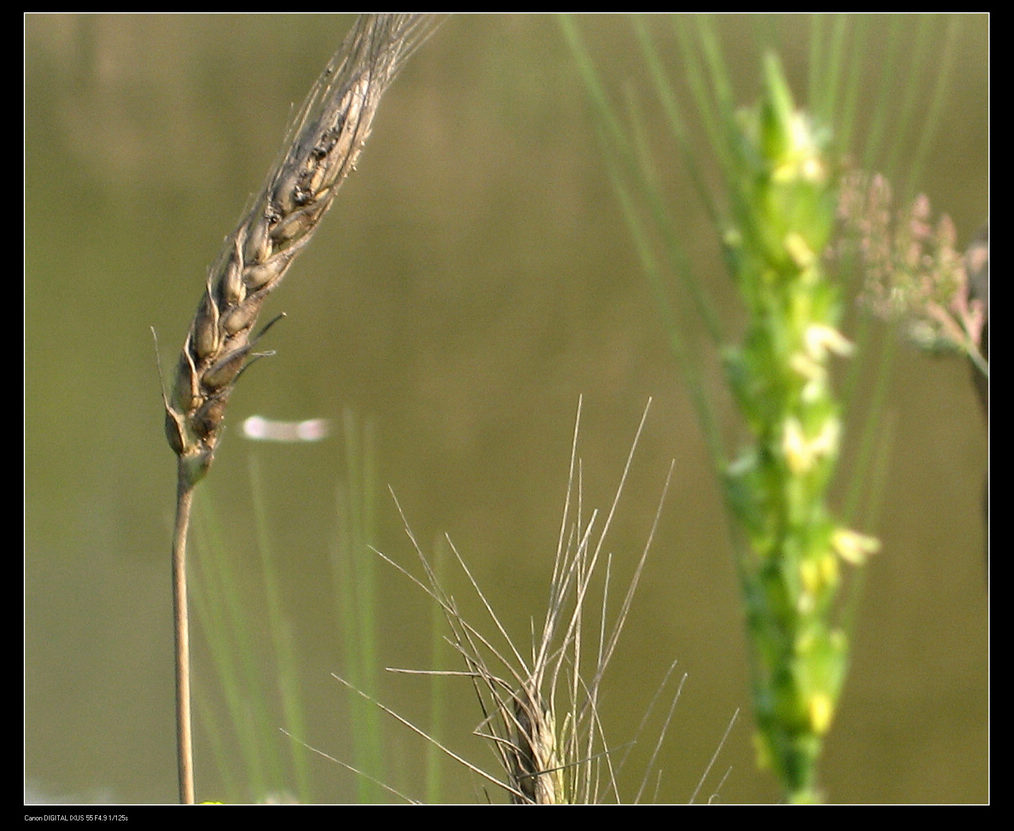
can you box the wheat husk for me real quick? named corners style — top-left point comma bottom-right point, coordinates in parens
top-left (162, 13), bottom-right (440, 485)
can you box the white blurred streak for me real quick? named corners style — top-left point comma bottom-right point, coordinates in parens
top-left (241, 415), bottom-right (332, 442)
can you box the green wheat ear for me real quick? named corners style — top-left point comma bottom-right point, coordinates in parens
top-left (565, 13), bottom-right (980, 803)
top-left (717, 53), bottom-right (878, 804)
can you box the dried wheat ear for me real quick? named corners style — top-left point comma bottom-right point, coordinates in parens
top-left (161, 14), bottom-right (439, 486)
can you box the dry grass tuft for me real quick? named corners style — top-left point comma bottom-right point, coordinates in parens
top-left (507, 683), bottom-right (565, 804)
top-left (359, 397), bottom-right (692, 803)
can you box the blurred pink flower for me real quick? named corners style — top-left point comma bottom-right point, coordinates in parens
top-left (833, 171), bottom-right (986, 376)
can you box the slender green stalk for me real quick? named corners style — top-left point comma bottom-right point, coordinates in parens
top-left (189, 481), bottom-right (285, 801)
top-left (188, 492), bottom-right (265, 800)
top-left (250, 458), bottom-right (313, 802)
top-left (558, 15), bottom-right (726, 470)
top-left (332, 412), bottom-right (386, 803)
top-left (423, 538), bottom-right (451, 803)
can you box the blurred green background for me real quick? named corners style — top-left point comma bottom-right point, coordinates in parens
top-left (25, 13), bottom-right (987, 804)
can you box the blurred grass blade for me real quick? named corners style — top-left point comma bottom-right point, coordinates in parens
top-left (190, 489), bottom-right (284, 801)
top-left (249, 457), bottom-right (313, 803)
top-left (559, 15), bottom-right (726, 467)
top-left (331, 409), bottom-right (386, 802)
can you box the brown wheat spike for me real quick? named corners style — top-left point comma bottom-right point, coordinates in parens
top-left (159, 14), bottom-right (441, 803)
top-left (161, 13), bottom-right (441, 486)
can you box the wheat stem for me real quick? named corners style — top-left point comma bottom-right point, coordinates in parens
top-left (171, 472), bottom-right (196, 804)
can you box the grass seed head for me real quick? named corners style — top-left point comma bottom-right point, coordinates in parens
top-left (509, 686), bottom-right (565, 804)
top-left (160, 14), bottom-right (440, 487)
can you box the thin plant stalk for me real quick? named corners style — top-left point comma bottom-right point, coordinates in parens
top-left (158, 14), bottom-right (441, 803)
top-left (187, 466), bottom-right (300, 802)
top-left (332, 411), bottom-right (386, 802)
top-left (171, 471), bottom-right (196, 804)
top-left (250, 456), bottom-right (314, 802)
